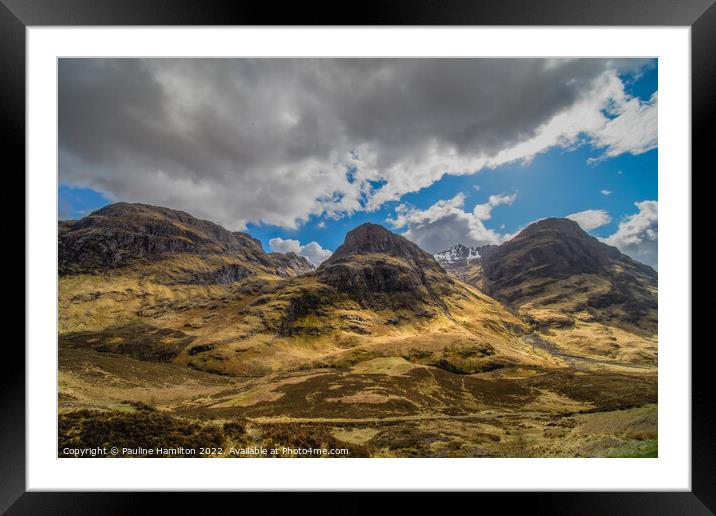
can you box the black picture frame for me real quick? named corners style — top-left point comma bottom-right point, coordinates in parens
top-left (4, 1), bottom-right (711, 513)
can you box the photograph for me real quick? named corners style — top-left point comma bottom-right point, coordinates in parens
top-left (56, 57), bottom-right (658, 459)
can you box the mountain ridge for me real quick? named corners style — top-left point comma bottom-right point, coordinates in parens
top-left (58, 202), bottom-right (314, 278)
top-left (438, 217), bottom-right (657, 362)
top-left (58, 203), bottom-right (657, 374)
top-left (58, 202), bottom-right (659, 457)
top-left (478, 218), bottom-right (656, 306)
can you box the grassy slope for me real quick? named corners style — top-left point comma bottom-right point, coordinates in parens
top-left (444, 265), bottom-right (658, 369)
top-left (58, 252), bottom-right (657, 458)
top-left (60, 256), bottom-right (556, 376)
top-left (59, 347), bottom-right (656, 458)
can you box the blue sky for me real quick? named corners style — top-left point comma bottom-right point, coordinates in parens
top-left (57, 138), bottom-right (658, 250)
top-left (236, 142), bottom-right (656, 250)
top-left (59, 58), bottom-right (658, 268)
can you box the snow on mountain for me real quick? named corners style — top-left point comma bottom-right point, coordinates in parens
top-left (433, 244), bottom-right (481, 266)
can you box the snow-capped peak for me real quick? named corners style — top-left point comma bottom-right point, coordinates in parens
top-left (433, 244), bottom-right (481, 265)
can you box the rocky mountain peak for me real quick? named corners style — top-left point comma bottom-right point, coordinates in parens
top-left (59, 202), bottom-right (313, 278)
top-left (326, 223), bottom-right (442, 271)
top-left (518, 217), bottom-right (594, 241)
top-left (482, 217), bottom-right (656, 285)
top-left (434, 244), bottom-right (481, 266)
top-left (316, 223), bottom-right (449, 308)
top-left (68, 202), bottom-right (240, 248)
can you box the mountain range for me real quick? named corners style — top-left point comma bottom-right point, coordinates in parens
top-left (58, 202), bottom-right (658, 458)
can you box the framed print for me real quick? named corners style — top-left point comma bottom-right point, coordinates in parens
top-left (5, 0), bottom-right (712, 512)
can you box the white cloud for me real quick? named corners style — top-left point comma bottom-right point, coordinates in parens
top-left (472, 193), bottom-right (517, 221)
top-left (590, 91), bottom-right (658, 159)
top-left (603, 200), bottom-right (658, 270)
top-left (59, 59), bottom-right (657, 230)
top-left (600, 189), bottom-right (612, 196)
top-left (388, 193), bottom-right (514, 253)
top-left (269, 237), bottom-right (332, 267)
top-left (566, 209), bottom-right (612, 231)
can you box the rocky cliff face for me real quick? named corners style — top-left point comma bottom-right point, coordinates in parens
top-left (478, 218), bottom-right (657, 331)
top-left (325, 223), bottom-right (444, 273)
top-left (480, 218), bottom-right (656, 292)
top-left (165, 263), bottom-right (256, 285)
top-left (59, 203), bottom-right (313, 279)
top-left (268, 252), bottom-right (315, 277)
top-left (316, 223), bottom-right (450, 309)
top-left (59, 203), bottom-right (249, 273)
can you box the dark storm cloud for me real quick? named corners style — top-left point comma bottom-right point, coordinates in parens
top-left (58, 58), bottom-right (650, 229)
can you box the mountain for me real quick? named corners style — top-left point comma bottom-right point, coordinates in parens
top-left (439, 218), bottom-right (657, 365)
top-left (329, 223), bottom-right (443, 269)
top-left (59, 211), bottom-right (535, 376)
top-left (58, 205), bottom-right (658, 458)
top-left (478, 218), bottom-right (656, 326)
top-left (480, 218), bottom-right (655, 289)
top-left (58, 207), bottom-right (656, 373)
top-left (316, 223), bottom-right (451, 309)
top-left (58, 203), bottom-right (314, 279)
top-left (434, 244), bottom-right (481, 267)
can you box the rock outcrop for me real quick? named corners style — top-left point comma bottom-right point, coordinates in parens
top-left (59, 203), bottom-right (314, 278)
top-left (316, 223), bottom-right (451, 309)
top-left (59, 203), bottom-right (252, 273)
top-left (268, 252), bottom-right (315, 277)
top-left (323, 223), bottom-right (444, 273)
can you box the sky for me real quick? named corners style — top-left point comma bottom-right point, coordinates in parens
top-left (58, 58), bottom-right (658, 269)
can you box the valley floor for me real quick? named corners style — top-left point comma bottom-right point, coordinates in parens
top-left (58, 347), bottom-right (657, 458)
